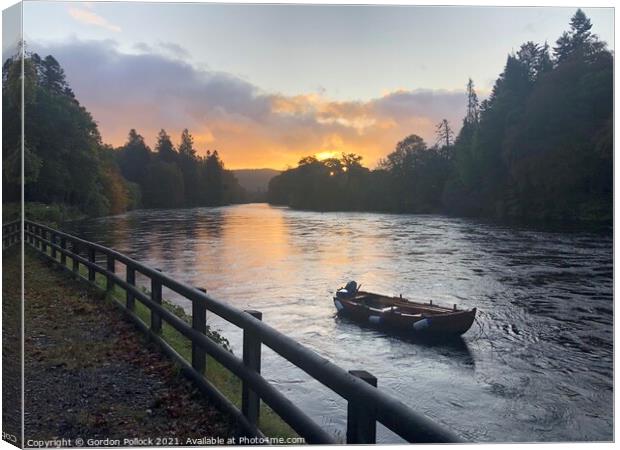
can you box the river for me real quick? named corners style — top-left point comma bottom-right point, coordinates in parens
top-left (63, 203), bottom-right (613, 443)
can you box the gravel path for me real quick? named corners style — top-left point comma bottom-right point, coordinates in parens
top-left (3, 247), bottom-right (23, 447)
top-left (22, 250), bottom-right (235, 446)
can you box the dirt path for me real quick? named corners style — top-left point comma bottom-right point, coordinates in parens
top-left (3, 246), bottom-right (23, 446)
top-left (21, 249), bottom-right (235, 446)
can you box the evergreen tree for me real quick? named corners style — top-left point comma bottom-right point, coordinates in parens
top-left (177, 128), bottom-right (201, 205)
top-left (435, 119), bottom-right (454, 159)
top-left (465, 78), bottom-right (479, 126)
top-left (117, 129), bottom-right (151, 186)
top-left (143, 160), bottom-right (185, 208)
top-left (40, 55), bottom-right (74, 98)
top-left (178, 128), bottom-right (196, 158)
top-left (554, 9), bottom-right (606, 64)
top-left (203, 150), bottom-right (224, 205)
top-left (155, 129), bottom-right (177, 163)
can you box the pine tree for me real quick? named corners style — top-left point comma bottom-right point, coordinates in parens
top-left (554, 9), bottom-right (605, 64)
top-left (178, 128), bottom-right (196, 158)
top-left (41, 55), bottom-right (74, 98)
top-left (155, 129), bottom-right (177, 163)
top-left (465, 78), bottom-right (479, 126)
top-left (118, 129), bottom-right (151, 185)
top-left (435, 119), bottom-right (454, 159)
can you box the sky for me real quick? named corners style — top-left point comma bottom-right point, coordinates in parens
top-left (11, 2), bottom-right (615, 169)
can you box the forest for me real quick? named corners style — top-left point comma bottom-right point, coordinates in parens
top-left (267, 10), bottom-right (613, 224)
top-left (2, 51), bottom-right (244, 218)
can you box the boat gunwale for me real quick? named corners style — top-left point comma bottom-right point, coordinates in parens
top-left (337, 290), bottom-right (475, 316)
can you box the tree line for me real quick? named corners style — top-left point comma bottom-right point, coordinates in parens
top-left (2, 50), bottom-right (244, 217)
top-left (268, 10), bottom-right (612, 224)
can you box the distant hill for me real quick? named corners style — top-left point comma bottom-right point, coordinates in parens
top-left (232, 168), bottom-right (281, 194)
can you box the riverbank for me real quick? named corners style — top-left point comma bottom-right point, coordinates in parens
top-left (4, 203), bottom-right (87, 227)
top-left (18, 248), bottom-right (236, 443)
top-left (21, 241), bottom-right (296, 440)
top-left (266, 201), bottom-right (613, 231)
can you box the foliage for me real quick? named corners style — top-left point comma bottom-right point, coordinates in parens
top-left (5, 202), bottom-right (86, 227)
top-left (3, 49), bottom-right (246, 217)
top-left (116, 129), bottom-right (246, 208)
top-left (268, 9), bottom-right (612, 224)
top-left (447, 9), bottom-right (612, 222)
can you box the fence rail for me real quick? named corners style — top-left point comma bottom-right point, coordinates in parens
top-left (5, 219), bottom-right (461, 444)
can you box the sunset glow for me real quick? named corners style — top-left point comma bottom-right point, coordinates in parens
top-left (315, 151), bottom-right (340, 161)
top-left (18, 3), bottom-right (614, 170)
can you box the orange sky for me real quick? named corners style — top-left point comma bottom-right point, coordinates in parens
top-left (23, 5), bottom-right (612, 170)
top-left (37, 39), bottom-right (468, 170)
top-left (95, 88), bottom-right (468, 170)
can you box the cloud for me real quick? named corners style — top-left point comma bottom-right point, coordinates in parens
top-left (157, 42), bottom-right (190, 59)
top-left (133, 41), bottom-right (190, 60)
top-left (31, 39), bottom-right (468, 169)
top-left (68, 7), bottom-right (121, 33)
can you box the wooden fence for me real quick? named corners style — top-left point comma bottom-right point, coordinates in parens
top-left (5, 219), bottom-right (461, 444)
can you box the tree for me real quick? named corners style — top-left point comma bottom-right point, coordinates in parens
top-left (465, 78), bottom-right (479, 126)
top-left (178, 128), bottom-right (196, 158)
top-left (39, 55), bottom-right (74, 98)
top-left (155, 129), bottom-right (177, 163)
top-left (3, 49), bottom-right (41, 200)
top-left (554, 9), bottom-right (605, 64)
top-left (3, 49), bottom-right (243, 217)
top-left (143, 160), bottom-right (185, 208)
top-left (203, 150), bottom-right (224, 205)
top-left (435, 119), bottom-right (454, 158)
top-left (117, 129), bottom-right (151, 186)
top-left (379, 134), bottom-right (427, 174)
top-left (378, 135), bottom-right (449, 212)
top-left (16, 51), bottom-right (116, 215)
top-left (268, 9), bottom-right (612, 224)
top-left (177, 128), bottom-right (201, 205)
top-left (517, 41), bottom-right (552, 83)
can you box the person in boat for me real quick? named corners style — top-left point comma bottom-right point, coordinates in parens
top-left (336, 280), bottom-right (359, 299)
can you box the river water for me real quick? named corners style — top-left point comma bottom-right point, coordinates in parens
top-left (64, 203), bottom-right (613, 442)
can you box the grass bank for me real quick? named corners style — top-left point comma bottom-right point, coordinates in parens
top-left (28, 244), bottom-right (297, 439)
top-left (4, 202), bottom-right (87, 226)
top-left (19, 248), bottom-right (235, 441)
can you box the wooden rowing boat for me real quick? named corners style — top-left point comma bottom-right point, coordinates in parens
top-left (333, 285), bottom-right (476, 337)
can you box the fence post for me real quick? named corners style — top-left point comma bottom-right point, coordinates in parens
top-left (41, 228), bottom-right (47, 253)
top-left (151, 272), bottom-right (162, 334)
top-left (88, 248), bottom-right (96, 282)
top-left (72, 242), bottom-right (80, 278)
top-left (50, 232), bottom-right (57, 259)
top-left (60, 237), bottom-right (67, 266)
top-left (126, 267), bottom-right (135, 310)
top-left (106, 254), bottom-right (115, 291)
top-left (242, 310), bottom-right (262, 427)
top-left (192, 288), bottom-right (207, 374)
top-left (346, 370), bottom-right (378, 444)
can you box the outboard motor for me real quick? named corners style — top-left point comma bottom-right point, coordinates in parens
top-left (336, 280), bottom-right (358, 299)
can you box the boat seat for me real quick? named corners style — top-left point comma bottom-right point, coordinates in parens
top-left (379, 306), bottom-right (404, 314)
top-left (401, 313), bottom-right (423, 319)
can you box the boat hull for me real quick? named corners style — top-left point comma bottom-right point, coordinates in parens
top-left (333, 295), bottom-right (476, 337)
